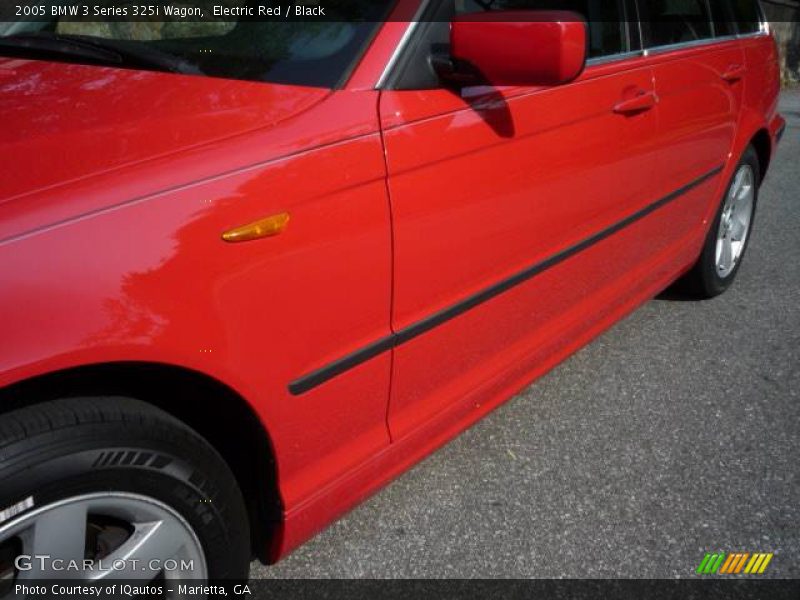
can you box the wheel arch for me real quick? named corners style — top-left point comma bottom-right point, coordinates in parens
top-left (0, 361), bottom-right (283, 563)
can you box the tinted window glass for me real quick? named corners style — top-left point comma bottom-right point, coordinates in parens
top-left (730, 0), bottom-right (762, 33)
top-left (0, 1), bottom-right (394, 87)
top-left (641, 0), bottom-right (713, 46)
top-left (708, 0), bottom-right (735, 36)
top-left (456, 0), bottom-right (628, 58)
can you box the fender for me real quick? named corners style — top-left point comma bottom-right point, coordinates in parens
top-left (696, 97), bottom-right (775, 236)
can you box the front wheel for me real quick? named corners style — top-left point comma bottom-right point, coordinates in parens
top-left (0, 397), bottom-right (250, 594)
top-left (680, 146), bottom-right (760, 298)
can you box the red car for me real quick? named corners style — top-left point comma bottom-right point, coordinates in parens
top-left (0, 0), bottom-right (785, 585)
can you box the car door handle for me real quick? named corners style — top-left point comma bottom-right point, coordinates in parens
top-left (613, 90), bottom-right (658, 115)
top-left (721, 64), bottom-right (746, 82)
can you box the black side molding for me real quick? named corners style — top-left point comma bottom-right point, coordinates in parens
top-left (288, 164), bottom-right (725, 396)
top-left (776, 122), bottom-right (786, 144)
top-left (288, 336), bottom-right (394, 396)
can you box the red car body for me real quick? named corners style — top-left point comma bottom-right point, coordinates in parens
top-left (0, 1), bottom-right (784, 562)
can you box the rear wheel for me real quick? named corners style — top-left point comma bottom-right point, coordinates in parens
top-left (680, 146), bottom-right (759, 298)
top-left (0, 397), bottom-right (250, 594)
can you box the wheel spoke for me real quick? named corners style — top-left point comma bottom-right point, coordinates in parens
top-left (720, 236), bottom-right (733, 272)
top-left (732, 213), bottom-right (748, 240)
top-left (20, 502), bottom-right (89, 579)
top-left (732, 168), bottom-right (745, 195)
top-left (736, 182), bottom-right (752, 203)
top-left (89, 519), bottom-right (187, 580)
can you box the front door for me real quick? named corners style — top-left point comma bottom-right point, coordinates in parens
top-left (381, 0), bottom-right (661, 440)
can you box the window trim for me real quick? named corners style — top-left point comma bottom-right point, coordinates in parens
top-left (637, 0), bottom-right (768, 56)
top-left (586, 49), bottom-right (645, 67)
top-left (376, 0), bottom-right (770, 89)
top-left (376, 0), bottom-right (432, 88)
top-left (641, 28), bottom-right (767, 57)
top-left (754, 0), bottom-right (770, 34)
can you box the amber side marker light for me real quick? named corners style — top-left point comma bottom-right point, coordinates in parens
top-left (222, 212), bottom-right (290, 243)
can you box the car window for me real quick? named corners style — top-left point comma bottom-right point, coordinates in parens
top-left (455, 0), bottom-right (629, 58)
top-left (640, 0), bottom-right (713, 47)
top-left (729, 0), bottom-right (763, 33)
top-left (707, 0), bottom-right (735, 37)
top-left (0, 0), bottom-right (394, 88)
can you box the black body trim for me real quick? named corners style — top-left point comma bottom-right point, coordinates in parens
top-left (776, 122), bottom-right (786, 144)
top-left (288, 165), bottom-right (725, 396)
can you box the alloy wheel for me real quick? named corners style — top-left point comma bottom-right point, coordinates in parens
top-left (715, 164), bottom-right (755, 278)
top-left (0, 492), bottom-right (206, 589)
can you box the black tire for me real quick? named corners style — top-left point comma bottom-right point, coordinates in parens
top-left (680, 145), bottom-right (760, 298)
top-left (0, 396), bottom-right (250, 584)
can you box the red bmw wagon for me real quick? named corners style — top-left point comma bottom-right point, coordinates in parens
top-left (0, 0), bottom-right (785, 585)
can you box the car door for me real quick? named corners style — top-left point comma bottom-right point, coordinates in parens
top-left (381, 0), bottom-right (663, 440)
top-left (732, 0), bottom-right (781, 138)
top-left (638, 0), bottom-right (745, 216)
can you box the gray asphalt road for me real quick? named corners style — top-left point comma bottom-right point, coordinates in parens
top-left (252, 89), bottom-right (800, 579)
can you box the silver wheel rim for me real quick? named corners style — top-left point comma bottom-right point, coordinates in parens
top-left (0, 492), bottom-right (207, 585)
top-left (715, 164), bottom-right (755, 278)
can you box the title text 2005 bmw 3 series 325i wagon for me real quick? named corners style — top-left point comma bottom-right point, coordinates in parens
top-left (0, 0), bottom-right (785, 585)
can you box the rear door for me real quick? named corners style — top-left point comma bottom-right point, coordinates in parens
top-left (381, 0), bottom-right (662, 440)
top-left (638, 0), bottom-right (745, 217)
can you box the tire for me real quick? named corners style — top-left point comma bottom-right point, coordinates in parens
top-left (0, 396), bottom-right (250, 587)
top-left (679, 145), bottom-right (760, 298)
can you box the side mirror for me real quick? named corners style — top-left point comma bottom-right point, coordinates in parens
top-left (435, 10), bottom-right (588, 88)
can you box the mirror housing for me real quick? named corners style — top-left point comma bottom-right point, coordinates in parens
top-left (440, 10), bottom-right (588, 87)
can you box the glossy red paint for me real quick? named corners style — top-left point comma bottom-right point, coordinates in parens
top-left (380, 58), bottom-right (661, 440)
top-left (451, 11), bottom-right (587, 86)
top-left (0, 57), bottom-right (394, 526)
top-left (0, 4), bottom-right (783, 564)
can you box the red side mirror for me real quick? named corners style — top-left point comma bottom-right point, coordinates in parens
top-left (447, 10), bottom-right (588, 87)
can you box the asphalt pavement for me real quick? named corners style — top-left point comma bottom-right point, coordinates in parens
top-left (252, 89), bottom-right (799, 579)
